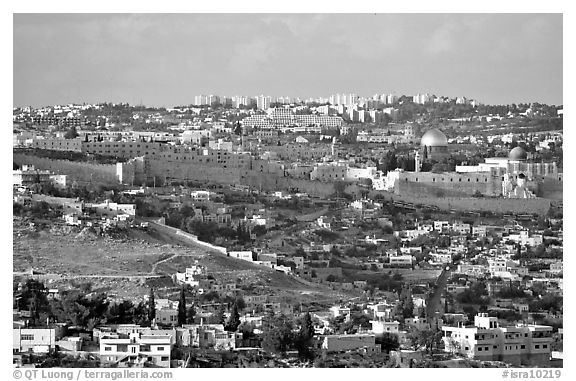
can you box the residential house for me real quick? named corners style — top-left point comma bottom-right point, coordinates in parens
top-left (99, 333), bottom-right (172, 368)
top-left (370, 320), bottom-right (400, 336)
top-left (441, 313), bottom-right (554, 366)
top-left (13, 326), bottom-right (66, 354)
top-left (321, 334), bottom-right (379, 353)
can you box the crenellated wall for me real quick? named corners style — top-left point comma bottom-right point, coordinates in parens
top-left (13, 153), bottom-right (119, 185)
top-left (373, 190), bottom-right (551, 216)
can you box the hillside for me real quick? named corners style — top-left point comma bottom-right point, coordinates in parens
top-left (13, 216), bottom-right (349, 302)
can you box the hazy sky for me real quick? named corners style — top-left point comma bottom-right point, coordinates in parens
top-left (13, 13), bottom-right (563, 107)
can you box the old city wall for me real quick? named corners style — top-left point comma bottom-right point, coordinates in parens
top-left (147, 221), bottom-right (227, 255)
top-left (240, 172), bottom-right (336, 198)
top-left (396, 172), bottom-right (501, 197)
top-left (397, 181), bottom-right (480, 198)
top-left (375, 191), bottom-right (551, 215)
top-left (142, 158), bottom-right (337, 198)
top-left (537, 177), bottom-right (563, 201)
top-left (145, 159), bottom-right (242, 185)
top-left (13, 153), bottom-right (119, 185)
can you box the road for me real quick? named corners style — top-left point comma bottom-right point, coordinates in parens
top-left (425, 267), bottom-right (451, 317)
top-left (13, 271), bottom-right (165, 280)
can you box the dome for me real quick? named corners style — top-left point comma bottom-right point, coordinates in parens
top-left (509, 147), bottom-right (527, 160)
top-left (421, 128), bottom-right (448, 147)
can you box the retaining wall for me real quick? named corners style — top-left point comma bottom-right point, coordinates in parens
top-left (374, 191), bottom-right (551, 215)
top-left (13, 153), bottom-right (119, 185)
top-left (147, 221), bottom-right (227, 255)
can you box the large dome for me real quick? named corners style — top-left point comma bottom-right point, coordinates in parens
top-left (421, 128), bottom-right (448, 147)
top-left (509, 146), bottom-right (527, 160)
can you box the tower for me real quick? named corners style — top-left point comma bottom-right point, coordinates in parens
top-left (414, 150), bottom-right (421, 173)
top-left (331, 137), bottom-right (337, 157)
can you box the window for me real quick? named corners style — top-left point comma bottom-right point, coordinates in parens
top-left (104, 347), bottom-right (112, 352)
top-left (493, 345), bottom-right (498, 349)
top-left (478, 347), bottom-right (482, 351)
top-left (535, 345), bottom-right (540, 349)
top-left (21, 334), bottom-right (34, 341)
top-left (521, 345), bottom-right (525, 349)
top-left (465, 347), bottom-right (469, 351)
top-left (543, 344), bottom-right (548, 349)
top-left (161, 356), bottom-right (169, 361)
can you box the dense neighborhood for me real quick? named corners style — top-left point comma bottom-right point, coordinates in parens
top-left (13, 93), bottom-right (562, 368)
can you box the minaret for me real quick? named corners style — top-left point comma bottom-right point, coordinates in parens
top-left (415, 150), bottom-right (421, 172)
top-left (331, 137), bottom-right (337, 157)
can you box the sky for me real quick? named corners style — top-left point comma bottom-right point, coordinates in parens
top-left (13, 13), bottom-right (563, 107)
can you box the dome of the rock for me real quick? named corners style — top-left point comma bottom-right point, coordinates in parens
top-left (421, 128), bottom-right (448, 147)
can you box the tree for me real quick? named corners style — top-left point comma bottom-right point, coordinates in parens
top-left (261, 312), bottom-right (295, 354)
top-left (299, 312), bottom-right (315, 341)
top-left (235, 297), bottom-right (246, 312)
top-left (132, 301), bottom-right (149, 326)
top-left (64, 126), bottom-right (79, 139)
top-left (212, 305), bottom-right (226, 325)
top-left (406, 329), bottom-right (425, 351)
top-left (177, 287), bottom-right (187, 326)
top-left (294, 312), bottom-right (316, 361)
top-left (17, 279), bottom-right (48, 315)
top-left (238, 321), bottom-right (255, 340)
top-left (378, 332), bottom-right (400, 353)
top-left (420, 328), bottom-right (445, 354)
top-left (225, 302), bottom-right (241, 332)
top-left (50, 290), bottom-right (109, 329)
top-left (105, 300), bottom-right (135, 324)
top-left (395, 286), bottom-right (415, 320)
top-left (147, 288), bottom-right (156, 324)
top-left (186, 304), bottom-right (196, 324)
top-left (445, 337), bottom-right (461, 355)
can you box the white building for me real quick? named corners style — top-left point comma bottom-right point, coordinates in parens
top-left (90, 200), bottom-right (136, 217)
top-left (99, 333), bottom-right (172, 367)
top-left (13, 326), bottom-right (65, 354)
top-left (228, 251), bottom-right (253, 262)
top-left (370, 320), bottom-right (400, 336)
top-left (441, 313), bottom-right (554, 366)
top-left (321, 334), bottom-right (379, 353)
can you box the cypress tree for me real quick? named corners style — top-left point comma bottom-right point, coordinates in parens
top-left (225, 302), bottom-right (241, 332)
top-left (177, 287), bottom-right (187, 326)
top-left (147, 288), bottom-right (156, 324)
top-left (300, 312), bottom-right (315, 341)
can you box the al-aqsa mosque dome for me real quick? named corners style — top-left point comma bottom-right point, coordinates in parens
top-left (420, 128), bottom-right (448, 147)
top-left (509, 146), bottom-right (528, 160)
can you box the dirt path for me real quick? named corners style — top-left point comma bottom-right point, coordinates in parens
top-left (150, 253), bottom-right (180, 274)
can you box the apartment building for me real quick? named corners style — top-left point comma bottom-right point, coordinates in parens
top-left (441, 313), bottom-right (553, 366)
top-left (83, 141), bottom-right (164, 158)
top-left (13, 326), bottom-right (66, 354)
top-left (370, 320), bottom-right (400, 336)
top-left (99, 333), bottom-right (172, 368)
top-left (321, 334), bottom-right (380, 353)
top-left (32, 138), bottom-right (83, 152)
top-left (179, 324), bottom-right (241, 350)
